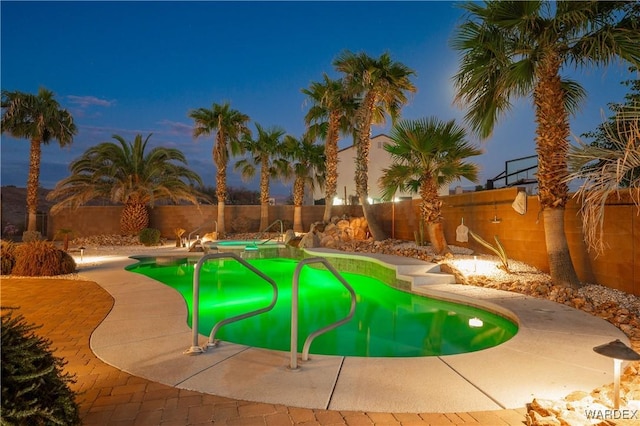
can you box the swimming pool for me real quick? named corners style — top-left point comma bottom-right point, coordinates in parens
top-left (210, 240), bottom-right (283, 248)
top-left (127, 257), bottom-right (517, 357)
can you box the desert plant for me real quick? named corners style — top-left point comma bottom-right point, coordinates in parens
top-left (468, 229), bottom-right (510, 273)
top-left (1, 307), bottom-right (81, 425)
top-left (568, 104), bottom-right (640, 254)
top-left (2, 223), bottom-right (20, 238)
top-left (174, 227), bottom-right (186, 247)
top-left (54, 228), bottom-right (73, 251)
top-left (1, 239), bottom-right (16, 275)
top-left (21, 230), bottom-right (42, 242)
top-left (47, 133), bottom-right (205, 235)
top-left (230, 216), bottom-right (253, 234)
top-left (139, 228), bottom-right (161, 246)
top-left (12, 241), bottom-right (77, 276)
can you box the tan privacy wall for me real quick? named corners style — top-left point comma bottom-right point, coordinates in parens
top-left (381, 187), bottom-right (638, 296)
top-left (48, 188), bottom-right (638, 295)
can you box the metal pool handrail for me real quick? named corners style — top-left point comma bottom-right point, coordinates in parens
top-left (184, 252), bottom-right (278, 355)
top-left (187, 220), bottom-right (217, 248)
top-left (290, 257), bottom-right (356, 369)
top-left (254, 219), bottom-right (284, 245)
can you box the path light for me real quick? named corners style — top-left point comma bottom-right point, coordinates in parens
top-left (593, 339), bottom-right (640, 409)
top-left (79, 246), bottom-right (85, 262)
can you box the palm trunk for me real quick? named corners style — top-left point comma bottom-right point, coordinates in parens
top-left (534, 54), bottom-right (580, 288)
top-left (426, 222), bottom-right (449, 256)
top-left (259, 157), bottom-right (270, 231)
top-left (260, 203), bottom-right (269, 232)
top-left (293, 206), bottom-right (303, 233)
top-left (214, 132), bottom-right (227, 237)
top-left (355, 94), bottom-right (387, 240)
top-left (217, 201), bottom-right (225, 239)
top-left (293, 177), bottom-right (305, 232)
top-left (323, 111), bottom-right (340, 222)
top-left (420, 178), bottom-right (450, 255)
top-left (543, 208), bottom-right (580, 289)
top-left (26, 139), bottom-right (42, 232)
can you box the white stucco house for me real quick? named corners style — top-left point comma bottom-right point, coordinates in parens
top-left (312, 134), bottom-right (448, 205)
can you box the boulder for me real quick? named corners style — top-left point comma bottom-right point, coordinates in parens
top-left (298, 231), bottom-right (319, 249)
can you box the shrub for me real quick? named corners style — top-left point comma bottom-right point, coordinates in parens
top-left (1, 240), bottom-right (16, 275)
top-left (22, 230), bottom-right (42, 242)
top-left (230, 216), bottom-right (253, 233)
top-left (139, 228), bottom-right (161, 246)
top-left (468, 229), bottom-right (510, 272)
top-left (12, 241), bottom-right (77, 276)
top-left (1, 308), bottom-right (81, 425)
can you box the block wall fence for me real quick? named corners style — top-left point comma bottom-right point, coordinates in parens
top-left (48, 187), bottom-right (638, 296)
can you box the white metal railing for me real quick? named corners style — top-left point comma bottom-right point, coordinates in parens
top-left (254, 219), bottom-right (284, 245)
top-left (187, 220), bottom-right (217, 249)
top-left (290, 257), bottom-right (356, 369)
top-left (184, 252), bottom-right (278, 355)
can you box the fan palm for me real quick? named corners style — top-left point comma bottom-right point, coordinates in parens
top-left (47, 134), bottom-right (205, 235)
top-left (302, 74), bottom-right (356, 222)
top-left (451, 0), bottom-right (640, 288)
top-left (1, 88), bottom-right (77, 234)
top-left (334, 50), bottom-right (417, 240)
top-left (282, 133), bottom-right (326, 232)
top-left (380, 117), bottom-right (481, 255)
top-left (568, 104), bottom-right (640, 254)
top-left (235, 124), bottom-right (288, 231)
top-left (189, 102), bottom-right (251, 237)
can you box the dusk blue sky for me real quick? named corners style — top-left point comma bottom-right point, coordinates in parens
top-left (1, 1), bottom-right (635, 197)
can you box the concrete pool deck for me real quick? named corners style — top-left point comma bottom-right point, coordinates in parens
top-left (75, 245), bottom-right (627, 414)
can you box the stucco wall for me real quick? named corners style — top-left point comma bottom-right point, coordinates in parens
top-left (378, 187), bottom-right (638, 296)
top-left (48, 188), bottom-right (638, 295)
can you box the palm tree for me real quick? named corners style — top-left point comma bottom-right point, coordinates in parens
top-left (47, 134), bottom-right (205, 235)
top-left (334, 50), bottom-right (417, 240)
top-left (1, 88), bottom-right (77, 235)
top-left (235, 124), bottom-right (288, 231)
top-left (568, 103), bottom-right (640, 255)
top-left (302, 74), bottom-right (356, 222)
top-left (282, 133), bottom-right (326, 232)
top-left (189, 102), bottom-right (251, 237)
top-left (451, 0), bottom-right (640, 288)
top-left (380, 117), bottom-right (481, 255)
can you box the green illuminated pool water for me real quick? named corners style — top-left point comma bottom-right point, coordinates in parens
top-left (127, 257), bottom-right (517, 357)
top-left (214, 240), bottom-right (281, 247)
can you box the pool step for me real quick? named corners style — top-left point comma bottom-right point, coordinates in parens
top-left (304, 248), bottom-right (458, 289)
top-left (395, 263), bottom-right (456, 287)
top-left (398, 272), bottom-right (457, 288)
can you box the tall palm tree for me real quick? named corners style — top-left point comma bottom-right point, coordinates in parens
top-left (334, 50), bottom-right (417, 240)
top-left (188, 102), bottom-right (250, 237)
top-left (282, 133), bottom-right (326, 232)
top-left (302, 74), bottom-right (356, 222)
top-left (380, 117), bottom-right (482, 255)
top-left (1, 88), bottom-right (77, 235)
top-left (451, 0), bottom-right (640, 288)
top-left (47, 134), bottom-right (205, 235)
top-left (235, 124), bottom-right (288, 231)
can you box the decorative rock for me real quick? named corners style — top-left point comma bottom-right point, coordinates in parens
top-left (564, 391), bottom-right (589, 402)
top-left (283, 229), bottom-right (296, 244)
top-left (298, 231), bottom-right (319, 249)
top-left (527, 410), bottom-right (561, 426)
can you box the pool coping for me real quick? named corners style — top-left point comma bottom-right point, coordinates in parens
top-left (77, 246), bottom-right (628, 413)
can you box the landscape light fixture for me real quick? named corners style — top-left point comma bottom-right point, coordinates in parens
top-left (593, 339), bottom-right (640, 409)
top-left (79, 246), bottom-right (85, 262)
top-left (490, 202), bottom-right (502, 223)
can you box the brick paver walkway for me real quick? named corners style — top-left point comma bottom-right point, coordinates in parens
top-left (2, 278), bottom-right (527, 425)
